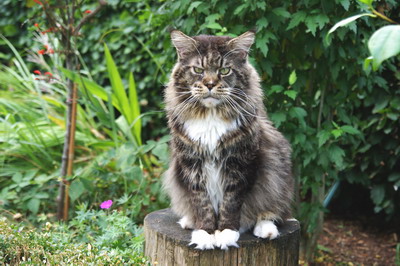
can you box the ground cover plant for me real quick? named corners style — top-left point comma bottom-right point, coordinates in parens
top-left (0, 0), bottom-right (399, 263)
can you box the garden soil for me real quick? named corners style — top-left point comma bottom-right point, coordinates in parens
top-left (315, 216), bottom-right (398, 265)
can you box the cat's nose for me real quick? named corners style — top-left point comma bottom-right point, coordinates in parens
top-left (205, 82), bottom-right (216, 91)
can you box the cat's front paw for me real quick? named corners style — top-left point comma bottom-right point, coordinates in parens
top-left (253, 220), bottom-right (279, 239)
top-left (214, 229), bottom-right (240, 250)
top-left (189, 230), bottom-right (215, 250)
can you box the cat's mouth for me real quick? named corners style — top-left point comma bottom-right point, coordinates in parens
top-left (200, 94), bottom-right (221, 107)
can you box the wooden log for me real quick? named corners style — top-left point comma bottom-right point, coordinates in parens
top-left (144, 209), bottom-right (300, 266)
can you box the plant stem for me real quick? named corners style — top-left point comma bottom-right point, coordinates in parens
top-left (371, 9), bottom-right (399, 24)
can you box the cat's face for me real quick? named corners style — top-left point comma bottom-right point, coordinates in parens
top-left (170, 31), bottom-right (255, 109)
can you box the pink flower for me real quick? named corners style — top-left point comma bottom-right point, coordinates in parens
top-left (34, 23), bottom-right (40, 28)
top-left (44, 72), bottom-right (52, 76)
top-left (84, 10), bottom-right (92, 14)
top-left (100, 200), bottom-right (113, 209)
top-left (38, 49), bottom-right (46, 55)
top-left (33, 70), bottom-right (41, 75)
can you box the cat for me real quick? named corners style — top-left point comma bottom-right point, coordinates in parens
top-left (163, 30), bottom-right (294, 250)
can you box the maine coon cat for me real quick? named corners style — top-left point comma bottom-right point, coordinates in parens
top-left (163, 30), bottom-right (293, 250)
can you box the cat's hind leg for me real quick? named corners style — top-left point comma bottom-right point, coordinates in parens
top-left (253, 220), bottom-right (279, 239)
top-left (177, 215), bottom-right (194, 229)
top-left (252, 212), bottom-right (280, 240)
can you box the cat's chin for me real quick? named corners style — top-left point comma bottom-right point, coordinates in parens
top-left (201, 97), bottom-right (221, 108)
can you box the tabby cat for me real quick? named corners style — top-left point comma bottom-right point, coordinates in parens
top-left (163, 30), bottom-right (293, 250)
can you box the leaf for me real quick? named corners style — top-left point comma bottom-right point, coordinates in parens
top-left (371, 185), bottom-right (385, 205)
top-left (256, 17), bottom-right (269, 30)
top-left (328, 13), bottom-right (374, 35)
top-left (104, 43), bottom-right (132, 123)
top-left (289, 107), bottom-right (307, 118)
top-left (388, 173), bottom-right (400, 182)
top-left (256, 39), bottom-right (269, 56)
top-left (204, 22), bottom-right (222, 30)
top-left (187, 1), bottom-right (203, 14)
top-left (331, 129), bottom-right (343, 139)
top-left (268, 85), bottom-right (284, 95)
top-left (272, 7), bottom-right (290, 18)
top-left (234, 4), bottom-right (247, 15)
top-left (368, 25), bottom-right (400, 70)
top-left (27, 198), bottom-right (40, 214)
top-left (358, 0), bottom-right (374, 7)
top-left (284, 90), bottom-right (298, 100)
top-left (289, 70), bottom-right (297, 85)
top-left (339, 0), bottom-right (350, 11)
top-left (287, 11), bottom-right (307, 30)
top-left (128, 72), bottom-right (142, 145)
top-left (317, 130), bottom-right (331, 147)
top-left (341, 125), bottom-right (361, 135)
top-left (269, 112), bottom-right (286, 127)
top-left (328, 145), bottom-right (345, 169)
top-left (69, 180), bottom-right (85, 201)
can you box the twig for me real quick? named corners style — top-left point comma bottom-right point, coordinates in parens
top-left (371, 9), bottom-right (399, 24)
top-left (74, 0), bottom-right (107, 35)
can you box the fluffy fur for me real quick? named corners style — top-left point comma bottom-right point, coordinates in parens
top-left (163, 30), bottom-right (294, 250)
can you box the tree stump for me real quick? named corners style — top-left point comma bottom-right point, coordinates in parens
top-left (144, 209), bottom-right (300, 266)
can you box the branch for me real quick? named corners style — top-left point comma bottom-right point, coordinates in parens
top-left (371, 9), bottom-right (399, 25)
top-left (74, 0), bottom-right (107, 35)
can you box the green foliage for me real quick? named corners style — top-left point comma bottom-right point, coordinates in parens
top-left (0, 209), bottom-right (149, 264)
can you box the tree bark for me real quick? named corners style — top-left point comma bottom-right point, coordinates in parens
top-left (144, 209), bottom-right (300, 266)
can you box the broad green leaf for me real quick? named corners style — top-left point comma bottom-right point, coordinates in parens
top-left (368, 25), bottom-right (400, 70)
top-left (331, 129), bottom-right (343, 139)
top-left (289, 70), bottom-right (297, 85)
top-left (69, 180), bottom-right (85, 201)
top-left (284, 90), bottom-right (298, 100)
top-left (388, 173), bottom-right (400, 182)
top-left (340, 0), bottom-right (350, 11)
top-left (371, 185), bottom-right (385, 205)
top-left (204, 22), bottom-right (222, 30)
top-left (341, 125), bottom-right (361, 135)
top-left (328, 13), bottom-right (375, 35)
top-left (289, 107), bottom-right (307, 118)
top-left (104, 43), bottom-right (132, 123)
top-left (27, 198), bottom-right (40, 214)
top-left (268, 85), bottom-right (284, 95)
top-left (269, 112), bottom-right (286, 128)
top-left (128, 72), bottom-right (142, 145)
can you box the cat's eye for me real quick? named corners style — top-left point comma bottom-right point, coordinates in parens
top-left (193, 67), bottom-right (204, 74)
top-left (219, 67), bottom-right (231, 75)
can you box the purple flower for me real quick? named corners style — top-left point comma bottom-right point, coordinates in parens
top-left (100, 200), bottom-right (113, 209)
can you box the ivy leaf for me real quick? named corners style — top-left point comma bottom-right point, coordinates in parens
top-left (287, 11), bottom-right (307, 30)
top-left (289, 70), bottom-right (297, 85)
top-left (368, 25), bottom-right (400, 70)
top-left (284, 90), bottom-right (298, 100)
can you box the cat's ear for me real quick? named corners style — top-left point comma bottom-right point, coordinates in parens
top-left (171, 30), bottom-right (198, 58)
top-left (227, 31), bottom-right (255, 58)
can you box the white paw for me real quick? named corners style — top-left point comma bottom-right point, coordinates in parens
top-left (177, 216), bottom-right (193, 229)
top-left (214, 229), bottom-right (240, 250)
top-left (189, 230), bottom-right (215, 250)
top-left (253, 220), bottom-right (279, 239)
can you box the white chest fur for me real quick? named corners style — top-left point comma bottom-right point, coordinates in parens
top-left (183, 113), bottom-right (239, 153)
top-left (184, 113), bottom-right (239, 213)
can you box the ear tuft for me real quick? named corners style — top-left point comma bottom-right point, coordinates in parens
top-left (170, 30), bottom-right (198, 58)
top-left (227, 31), bottom-right (255, 53)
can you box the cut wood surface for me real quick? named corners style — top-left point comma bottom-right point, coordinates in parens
top-left (144, 209), bottom-right (300, 266)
